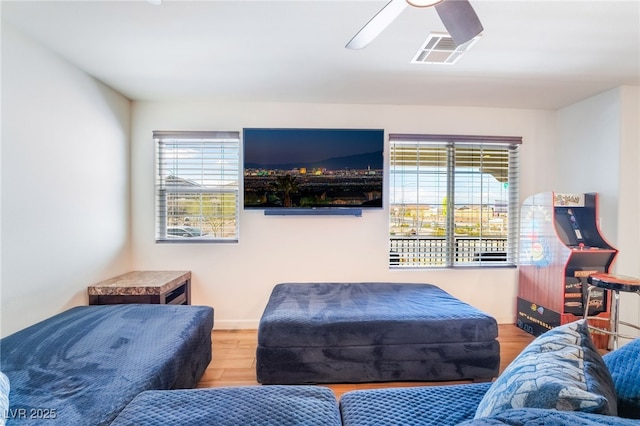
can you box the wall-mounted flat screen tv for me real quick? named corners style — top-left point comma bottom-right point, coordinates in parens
top-left (243, 128), bottom-right (384, 210)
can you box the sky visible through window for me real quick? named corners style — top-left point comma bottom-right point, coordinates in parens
top-left (390, 166), bottom-right (508, 206)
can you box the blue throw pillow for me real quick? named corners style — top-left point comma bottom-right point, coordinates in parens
top-left (0, 371), bottom-right (9, 426)
top-left (475, 320), bottom-right (617, 419)
top-left (603, 338), bottom-right (640, 418)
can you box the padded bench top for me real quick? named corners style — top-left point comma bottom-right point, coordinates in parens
top-left (258, 282), bottom-right (497, 347)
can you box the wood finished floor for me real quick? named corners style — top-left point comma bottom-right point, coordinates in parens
top-left (197, 324), bottom-right (535, 399)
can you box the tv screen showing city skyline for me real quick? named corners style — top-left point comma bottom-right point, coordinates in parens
top-left (243, 128), bottom-right (384, 209)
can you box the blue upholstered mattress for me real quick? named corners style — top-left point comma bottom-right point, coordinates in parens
top-left (111, 385), bottom-right (342, 426)
top-left (257, 282), bottom-right (500, 384)
top-left (0, 304), bottom-right (213, 425)
top-left (340, 382), bottom-right (492, 426)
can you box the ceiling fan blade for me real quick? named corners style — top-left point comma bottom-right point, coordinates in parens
top-left (346, 0), bottom-right (408, 50)
top-left (435, 0), bottom-right (483, 46)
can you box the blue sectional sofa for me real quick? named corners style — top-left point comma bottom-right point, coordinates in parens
top-left (106, 320), bottom-right (640, 425)
top-left (339, 320), bottom-right (640, 425)
top-left (2, 304), bottom-right (638, 426)
top-left (0, 304), bottom-right (213, 425)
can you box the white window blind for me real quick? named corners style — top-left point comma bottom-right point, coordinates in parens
top-left (389, 134), bottom-right (521, 267)
top-left (154, 131), bottom-right (240, 243)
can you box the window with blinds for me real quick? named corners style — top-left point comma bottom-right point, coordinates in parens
top-left (154, 131), bottom-right (240, 243)
top-left (389, 134), bottom-right (521, 267)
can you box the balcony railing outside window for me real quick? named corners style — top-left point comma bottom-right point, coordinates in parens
top-left (390, 237), bottom-right (507, 267)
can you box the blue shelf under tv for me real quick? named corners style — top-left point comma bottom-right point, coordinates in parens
top-left (263, 208), bottom-right (363, 217)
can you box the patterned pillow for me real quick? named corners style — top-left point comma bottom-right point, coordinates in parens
top-left (475, 320), bottom-right (617, 419)
top-left (0, 371), bottom-right (9, 426)
top-left (603, 338), bottom-right (640, 418)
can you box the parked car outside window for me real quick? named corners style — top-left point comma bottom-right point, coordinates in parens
top-left (167, 226), bottom-right (207, 238)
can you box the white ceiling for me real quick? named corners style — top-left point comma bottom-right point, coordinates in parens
top-left (2, 0), bottom-right (639, 110)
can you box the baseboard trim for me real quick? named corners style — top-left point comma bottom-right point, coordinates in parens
top-left (214, 319), bottom-right (260, 330)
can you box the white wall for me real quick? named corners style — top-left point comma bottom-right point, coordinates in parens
top-left (0, 25), bottom-right (132, 336)
top-left (556, 89), bottom-right (622, 242)
top-left (617, 86), bottom-right (640, 336)
top-left (617, 86), bottom-right (640, 276)
top-left (131, 101), bottom-right (556, 327)
top-left (556, 86), bottom-right (640, 339)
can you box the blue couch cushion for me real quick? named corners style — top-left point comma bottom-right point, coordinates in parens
top-left (475, 320), bottom-right (617, 418)
top-left (111, 386), bottom-right (342, 426)
top-left (340, 383), bottom-right (492, 426)
top-left (461, 408), bottom-right (640, 425)
top-left (603, 338), bottom-right (640, 418)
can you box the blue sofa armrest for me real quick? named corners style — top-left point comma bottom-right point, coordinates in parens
top-left (603, 338), bottom-right (640, 418)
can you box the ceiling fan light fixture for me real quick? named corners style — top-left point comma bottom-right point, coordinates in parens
top-left (346, 0), bottom-right (482, 49)
top-left (406, 0), bottom-right (445, 7)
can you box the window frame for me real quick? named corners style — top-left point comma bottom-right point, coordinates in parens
top-left (154, 130), bottom-right (240, 244)
top-left (389, 133), bottom-right (521, 268)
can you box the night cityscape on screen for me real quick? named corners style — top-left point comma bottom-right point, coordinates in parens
top-left (243, 128), bottom-right (384, 209)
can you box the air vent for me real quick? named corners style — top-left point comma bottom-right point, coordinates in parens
top-left (411, 32), bottom-right (481, 65)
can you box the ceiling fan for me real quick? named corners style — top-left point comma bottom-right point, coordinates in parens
top-left (346, 0), bottom-right (483, 50)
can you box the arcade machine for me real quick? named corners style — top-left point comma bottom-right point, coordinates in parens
top-left (517, 192), bottom-right (617, 348)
